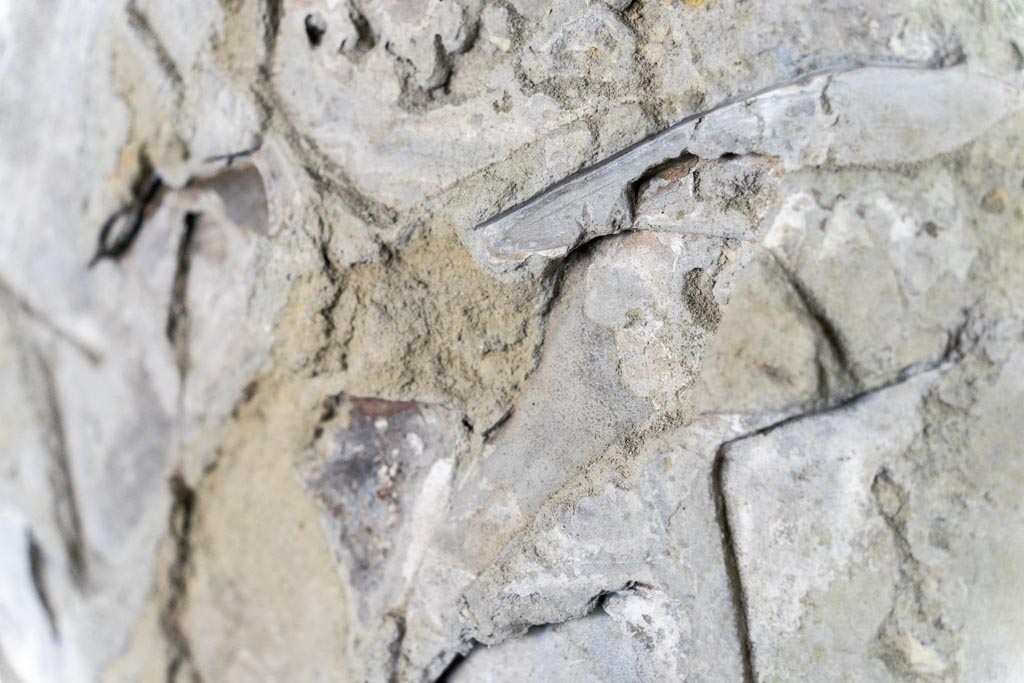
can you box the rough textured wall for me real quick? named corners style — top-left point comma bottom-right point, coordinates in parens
top-left (1, 1), bottom-right (1024, 681)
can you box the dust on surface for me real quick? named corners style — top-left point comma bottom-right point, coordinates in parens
top-left (104, 373), bottom-right (351, 683)
top-left (318, 224), bottom-right (555, 431)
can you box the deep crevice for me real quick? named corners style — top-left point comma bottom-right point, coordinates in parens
top-left (312, 216), bottom-right (349, 373)
top-left (35, 351), bottom-right (88, 587)
top-left (711, 445), bottom-right (756, 683)
top-left (161, 474), bottom-right (201, 683)
top-left (386, 612), bottom-right (407, 683)
top-left (204, 137), bottom-right (263, 166)
top-left (431, 646), bottom-right (469, 683)
top-left (625, 152), bottom-right (699, 221)
top-left (248, 52), bottom-right (401, 228)
top-left (27, 532), bottom-right (59, 639)
top-left (394, 16), bottom-right (478, 111)
top-left (424, 35), bottom-right (454, 92)
top-left (480, 408), bottom-right (512, 442)
top-left (269, 92), bottom-right (400, 225)
top-left (707, 333), bottom-right (966, 683)
top-left (429, 581), bottom-right (650, 682)
top-left (125, 1), bottom-right (185, 103)
top-left (304, 13), bottom-right (326, 48)
top-left (90, 151), bottom-right (163, 267)
top-left (766, 249), bottom-right (853, 378)
top-left (342, 0), bottom-right (376, 55)
top-left (260, 0), bottom-right (283, 81)
top-left (2, 312), bottom-right (90, 587)
top-left (166, 212), bottom-right (201, 380)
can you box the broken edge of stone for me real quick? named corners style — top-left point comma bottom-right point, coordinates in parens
top-left (467, 63), bottom-right (1023, 274)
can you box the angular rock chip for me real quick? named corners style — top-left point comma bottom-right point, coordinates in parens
top-left (470, 65), bottom-right (1020, 270)
top-left (298, 397), bottom-right (460, 616)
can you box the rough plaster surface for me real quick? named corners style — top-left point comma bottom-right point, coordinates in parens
top-left (1, 1), bottom-right (1023, 682)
